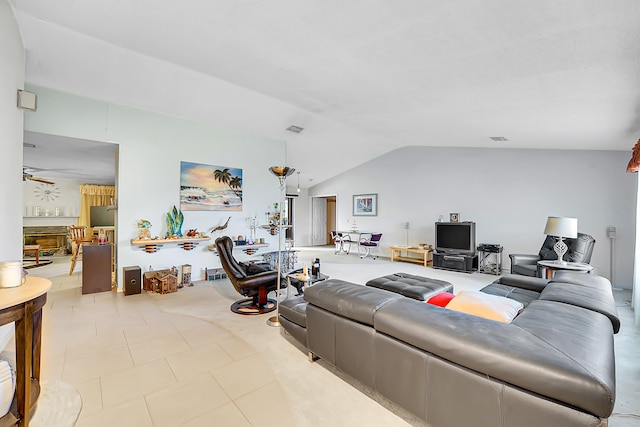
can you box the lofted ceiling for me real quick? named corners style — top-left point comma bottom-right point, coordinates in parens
top-left (10, 0), bottom-right (640, 187)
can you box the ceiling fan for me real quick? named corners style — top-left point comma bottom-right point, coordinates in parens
top-left (23, 167), bottom-right (55, 185)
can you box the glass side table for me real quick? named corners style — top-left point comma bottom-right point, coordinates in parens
top-left (286, 269), bottom-right (329, 297)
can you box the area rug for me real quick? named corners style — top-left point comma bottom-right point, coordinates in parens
top-left (22, 260), bottom-right (53, 269)
top-left (31, 379), bottom-right (82, 427)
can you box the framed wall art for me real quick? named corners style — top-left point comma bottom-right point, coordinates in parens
top-left (180, 161), bottom-right (243, 211)
top-left (353, 193), bottom-right (378, 216)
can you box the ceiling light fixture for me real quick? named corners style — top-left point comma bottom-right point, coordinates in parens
top-left (489, 136), bottom-right (508, 142)
top-left (286, 125), bottom-right (304, 134)
top-left (297, 171), bottom-right (301, 193)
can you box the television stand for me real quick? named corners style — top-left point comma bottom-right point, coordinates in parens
top-left (433, 252), bottom-right (477, 273)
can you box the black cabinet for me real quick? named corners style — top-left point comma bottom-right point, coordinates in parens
top-left (82, 243), bottom-right (112, 294)
top-left (433, 252), bottom-right (477, 273)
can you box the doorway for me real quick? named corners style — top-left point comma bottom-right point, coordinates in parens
top-left (23, 132), bottom-right (119, 279)
top-left (311, 195), bottom-right (337, 246)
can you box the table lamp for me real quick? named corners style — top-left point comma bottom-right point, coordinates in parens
top-left (543, 216), bottom-right (578, 265)
top-left (267, 166), bottom-right (295, 327)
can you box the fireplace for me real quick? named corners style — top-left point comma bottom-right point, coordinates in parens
top-left (23, 226), bottom-right (70, 255)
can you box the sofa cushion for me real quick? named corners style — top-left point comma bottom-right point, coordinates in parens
top-left (427, 292), bottom-right (455, 307)
top-left (446, 291), bottom-right (523, 323)
top-left (366, 273), bottom-right (453, 301)
top-left (304, 279), bottom-right (402, 326)
top-left (480, 283), bottom-right (540, 308)
top-left (550, 271), bottom-right (611, 291)
top-left (540, 282), bottom-right (620, 333)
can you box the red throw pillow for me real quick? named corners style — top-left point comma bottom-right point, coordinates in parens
top-left (427, 292), bottom-right (455, 307)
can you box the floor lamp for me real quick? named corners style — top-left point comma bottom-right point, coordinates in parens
top-left (267, 166), bottom-right (295, 327)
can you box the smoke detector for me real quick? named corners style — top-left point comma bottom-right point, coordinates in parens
top-left (489, 136), bottom-right (508, 142)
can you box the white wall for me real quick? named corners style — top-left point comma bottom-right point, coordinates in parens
top-left (24, 85), bottom-right (287, 286)
top-left (23, 177), bottom-right (82, 225)
top-left (0, 0), bottom-right (24, 262)
top-left (0, 0), bottom-right (25, 349)
top-left (309, 146), bottom-right (636, 287)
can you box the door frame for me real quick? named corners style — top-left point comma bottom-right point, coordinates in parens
top-left (311, 194), bottom-right (337, 246)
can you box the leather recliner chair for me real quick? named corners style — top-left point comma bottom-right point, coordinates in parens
top-left (509, 233), bottom-right (596, 277)
top-left (215, 236), bottom-right (281, 314)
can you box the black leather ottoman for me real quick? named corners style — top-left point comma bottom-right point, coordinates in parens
top-left (366, 272), bottom-right (453, 301)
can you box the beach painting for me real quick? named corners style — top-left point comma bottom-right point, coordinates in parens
top-left (180, 161), bottom-right (243, 211)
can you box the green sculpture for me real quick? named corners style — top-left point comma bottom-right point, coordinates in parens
top-left (166, 205), bottom-right (184, 237)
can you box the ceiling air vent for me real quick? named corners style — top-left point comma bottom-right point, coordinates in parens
top-left (489, 137), bottom-right (508, 142)
top-left (286, 125), bottom-right (304, 134)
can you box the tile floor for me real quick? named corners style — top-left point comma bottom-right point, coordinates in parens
top-left (11, 248), bottom-right (640, 426)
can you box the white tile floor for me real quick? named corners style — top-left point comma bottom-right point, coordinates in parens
top-left (14, 248), bottom-right (640, 426)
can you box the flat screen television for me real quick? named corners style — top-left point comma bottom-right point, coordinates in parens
top-left (90, 206), bottom-right (115, 227)
top-left (435, 221), bottom-right (476, 256)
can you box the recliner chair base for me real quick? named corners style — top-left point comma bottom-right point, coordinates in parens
top-left (231, 298), bottom-right (276, 315)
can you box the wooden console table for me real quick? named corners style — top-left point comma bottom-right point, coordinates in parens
top-left (0, 276), bottom-right (51, 427)
top-left (390, 246), bottom-right (434, 267)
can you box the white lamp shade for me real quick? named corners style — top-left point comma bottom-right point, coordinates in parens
top-left (543, 217), bottom-right (578, 239)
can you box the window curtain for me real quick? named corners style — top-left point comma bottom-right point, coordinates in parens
top-left (78, 185), bottom-right (116, 226)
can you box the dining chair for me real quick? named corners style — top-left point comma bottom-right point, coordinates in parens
top-left (358, 233), bottom-right (382, 259)
top-left (331, 231), bottom-right (352, 254)
top-left (68, 225), bottom-right (94, 275)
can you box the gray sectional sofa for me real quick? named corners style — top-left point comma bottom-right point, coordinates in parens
top-left (279, 271), bottom-right (619, 427)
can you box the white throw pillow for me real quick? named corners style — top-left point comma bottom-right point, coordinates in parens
top-left (447, 290), bottom-right (524, 323)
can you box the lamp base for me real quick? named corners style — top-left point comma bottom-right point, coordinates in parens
top-left (553, 237), bottom-right (568, 265)
top-left (267, 315), bottom-right (281, 327)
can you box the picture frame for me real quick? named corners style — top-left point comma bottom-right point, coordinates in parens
top-left (180, 161), bottom-right (243, 211)
top-left (449, 212), bottom-right (460, 222)
top-left (353, 193), bottom-right (378, 216)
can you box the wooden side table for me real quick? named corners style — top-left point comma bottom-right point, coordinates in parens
top-left (0, 276), bottom-right (51, 426)
top-left (390, 246), bottom-right (434, 267)
top-left (22, 246), bottom-right (40, 265)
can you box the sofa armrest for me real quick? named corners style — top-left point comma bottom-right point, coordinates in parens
top-left (509, 253), bottom-right (540, 266)
top-left (494, 274), bottom-right (549, 292)
top-left (236, 270), bottom-right (280, 290)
